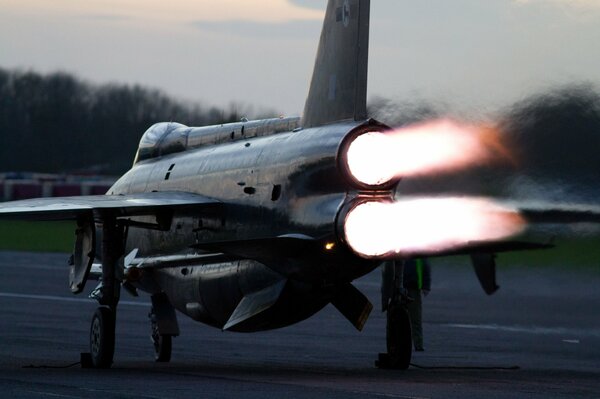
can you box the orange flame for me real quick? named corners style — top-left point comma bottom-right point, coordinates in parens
top-left (344, 197), bottom-right (525, 258)
top-left (346, 119), bottom-right (512, 185)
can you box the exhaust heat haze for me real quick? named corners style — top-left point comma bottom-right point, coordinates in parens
top-left (346, 119), bottom-right (512, 186)
top-left (344, 197), bottom-right (525, 258)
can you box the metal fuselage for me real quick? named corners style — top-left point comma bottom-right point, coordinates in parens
top-left (107, 119), bottom-right (389, 332)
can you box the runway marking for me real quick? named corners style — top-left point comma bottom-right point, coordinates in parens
top-left (0, 292), bottom-right (147, 307)
top-left (445, 323), bottom-right (600, 338)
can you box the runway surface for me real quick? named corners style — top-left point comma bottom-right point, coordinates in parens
top-left (0, 251), bottom-right (598, 398)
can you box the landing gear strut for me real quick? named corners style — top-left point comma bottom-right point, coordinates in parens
top-left (84, 214), bottom-right (123, 369)
top-left (377, 260), bottom-right (412, 370)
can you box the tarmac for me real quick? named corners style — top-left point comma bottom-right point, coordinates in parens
top-left (0, 251), bottom-right (598, 398)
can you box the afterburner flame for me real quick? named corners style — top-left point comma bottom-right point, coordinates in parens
top-left (344, 197), bottom-right (525, 258)
top-left (346, 119), bottom-right (510, 186)
top-left (346, 132), bottom-right (395, 186)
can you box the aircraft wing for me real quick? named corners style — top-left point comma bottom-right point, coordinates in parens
top-left (519, 204), bottom-right (600, 224)
top-left (449, 201), bottom-right (600, 296)
top-left (0, 191), bottom-right (221, 221)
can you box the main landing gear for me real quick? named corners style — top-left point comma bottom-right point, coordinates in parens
top-left (81, 215), bottom-right (122, 369)
top-left (150, 310), bottom-right (172, 362)
top-left (376, 260), bottom-right (412, 370)
top-left (149, 292), bottom-right (179, 363)
top-left (81, 215), bottom-right (180, 368)
top-left (89, 307), bottom-right (116, 368)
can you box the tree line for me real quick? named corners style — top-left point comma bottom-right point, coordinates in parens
top-left (0, 68), bottom-right (256, 175)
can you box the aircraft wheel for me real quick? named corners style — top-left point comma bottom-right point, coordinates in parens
top-left (90, 306), bottom-right (115, 368)
top-left (385, 304), bottom-right (412, 369)
top-left (150, 314), bottom-right (172, 362)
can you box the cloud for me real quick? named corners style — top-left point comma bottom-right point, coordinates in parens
top-left (78, 14), bottom-right (132, 21)
top-left (287, 0), bottom-right (323, 10)
top-left (513, 0), bottom-right (600, 9)
top-left (0, 0), bottom-right (324, 25)
top-left (192, 19), bottom-right (321, 39)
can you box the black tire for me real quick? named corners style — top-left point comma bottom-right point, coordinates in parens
top-left (90, 307), bottom-right (115, 368)
top-left (386, 304), bottom-right (412, 369)
top-left (150, 313), bottom-right (172, 362)
top-left (153, 334), bottom-right (172, 362)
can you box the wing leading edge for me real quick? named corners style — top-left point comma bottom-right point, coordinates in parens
top-left (0, 191), bottom-right (221, 221)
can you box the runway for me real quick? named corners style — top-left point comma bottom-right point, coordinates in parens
top-left (0, 251), bottom-right (598, 398)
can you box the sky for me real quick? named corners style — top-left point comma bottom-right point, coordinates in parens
top-left (1, 0), bottom-right (600, 117)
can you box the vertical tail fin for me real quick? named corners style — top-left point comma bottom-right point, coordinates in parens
top-left (302, 0), bottom-right (370, 128)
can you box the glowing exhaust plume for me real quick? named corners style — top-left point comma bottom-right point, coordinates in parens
top-left (344, 197), bottom-right (525, 258)
top-left (346, 119), bottom-right (511, 186)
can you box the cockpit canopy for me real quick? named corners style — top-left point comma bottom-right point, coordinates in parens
top-left (133, 122), bottom-right (188, 164)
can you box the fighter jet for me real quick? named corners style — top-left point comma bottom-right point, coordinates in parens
top-left (1, 0), bottom-right (599, 370)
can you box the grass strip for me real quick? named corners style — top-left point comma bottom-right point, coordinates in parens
top-left (0, 220), bottom-right (75, 253)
